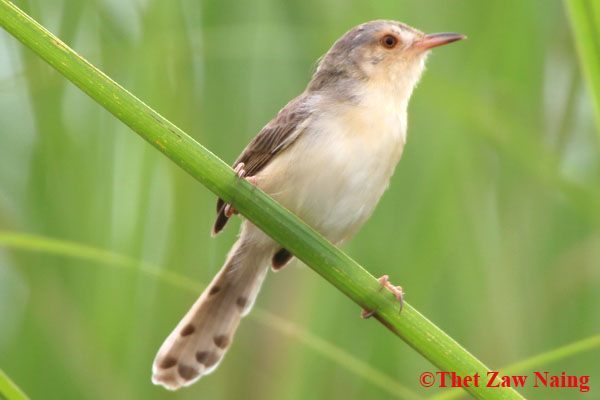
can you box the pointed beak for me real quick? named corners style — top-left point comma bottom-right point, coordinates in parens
top-left (413, 32), bottom-right (466, 51)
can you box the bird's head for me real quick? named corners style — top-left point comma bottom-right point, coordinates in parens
top-left (309, 20), bottom-right (465, 104)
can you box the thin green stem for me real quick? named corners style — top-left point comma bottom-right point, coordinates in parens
top-left (0, 2), bottom-right (524, 398)
top-left (0, 368), bottom-right (29, 400)
top-left (501, 335), bottom-right (600, 374)
top-left (0, 230), bottom-right (419, 400)
top-left (429, 335), bottom-right (600, 400)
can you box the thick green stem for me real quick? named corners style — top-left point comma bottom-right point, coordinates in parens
top-left (0, 1), bottom-right (524, 399)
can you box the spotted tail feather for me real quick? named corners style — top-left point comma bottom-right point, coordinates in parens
top-left (152, 236), bottom-right (269, 390)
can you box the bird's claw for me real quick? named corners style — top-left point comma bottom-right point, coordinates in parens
top-left (224, 163), bottom-right (257, 217)
top-left (361, 275), bottom-right (404, 319)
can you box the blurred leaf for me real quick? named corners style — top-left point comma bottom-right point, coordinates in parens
top-left (565, 0), bottom-right (600, 133)
top-left (0, 368), bottom-right (29, 400)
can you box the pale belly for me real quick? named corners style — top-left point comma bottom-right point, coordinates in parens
top-left (257, 111), bottom-right (406, 244)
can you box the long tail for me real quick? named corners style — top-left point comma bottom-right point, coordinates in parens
top-left (152, 233), bottom-right (270, 390)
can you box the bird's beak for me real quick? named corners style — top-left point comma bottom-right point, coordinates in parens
top-left (413, 32), bottom-right (466, 51)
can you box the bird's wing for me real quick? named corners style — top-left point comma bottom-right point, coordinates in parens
top-left (212, 95), bottom-right (312, 235)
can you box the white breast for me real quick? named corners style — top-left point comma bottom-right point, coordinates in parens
top-left (258, 91), bottom-right (408, 244)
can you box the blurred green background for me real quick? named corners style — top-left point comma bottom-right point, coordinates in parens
top-left (0, 0), bottom-right (599, 399)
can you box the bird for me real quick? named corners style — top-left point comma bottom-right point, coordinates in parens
top-left (152, 19), bottom-right (464, 390)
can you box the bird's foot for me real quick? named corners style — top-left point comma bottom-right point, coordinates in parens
top-left (224, 163), bottom-right (258, 217)
top-left (361, 275), bottom-right (404, 319)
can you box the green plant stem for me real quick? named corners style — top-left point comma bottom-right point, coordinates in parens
top-left (0, 2), bottom-right (524, 399)
top-left (564, 0), bottom-right (600, 133)
top-left (0, 230), bottom-right (419, 400)
top-left (0, 368), bottom-right (29, 400)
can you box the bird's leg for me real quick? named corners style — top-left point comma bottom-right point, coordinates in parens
top-left (224, 163), bottom-right (258, 217)
top-left (361, 275), bottom-right (404, 319)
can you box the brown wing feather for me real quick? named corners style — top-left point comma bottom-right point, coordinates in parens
top-left (212, 94), bottom-right (311, 235)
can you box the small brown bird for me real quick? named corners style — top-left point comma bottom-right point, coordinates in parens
top-left (152, 20), bottom-right (464, 390)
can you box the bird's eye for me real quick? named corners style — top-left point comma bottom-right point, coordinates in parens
top-left (380, 34), bottom-right (398, 49)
